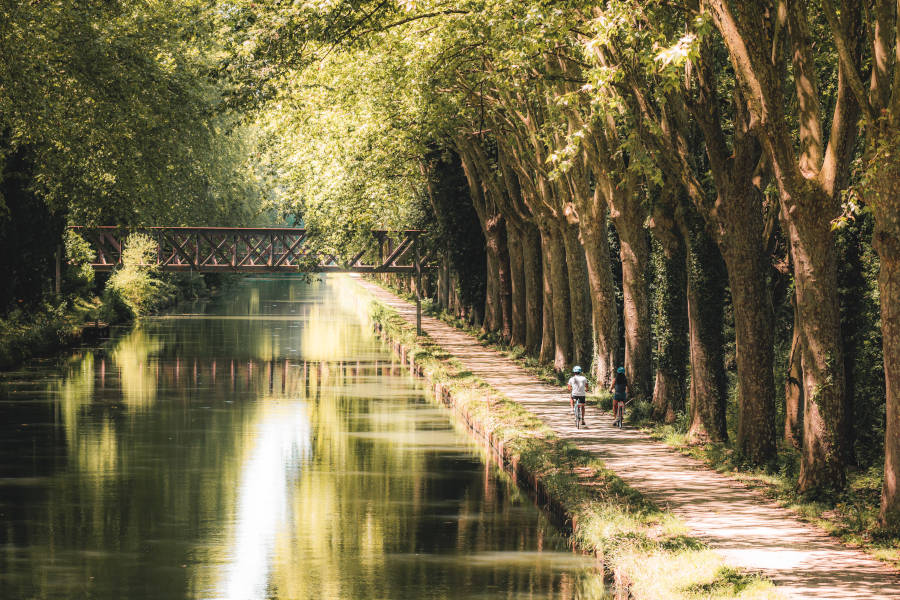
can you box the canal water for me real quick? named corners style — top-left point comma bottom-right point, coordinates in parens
top-left (0, 277), bottom-right (602, 600)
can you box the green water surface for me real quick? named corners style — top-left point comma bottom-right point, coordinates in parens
top-left (0, 277), bottom-right (601, 599)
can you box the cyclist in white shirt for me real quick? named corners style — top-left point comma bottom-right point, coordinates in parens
top-left (567, 365), bottom-right (589, 426)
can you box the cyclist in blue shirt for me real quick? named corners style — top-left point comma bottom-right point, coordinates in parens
top-left (609, 367), bottom-right (629, 427)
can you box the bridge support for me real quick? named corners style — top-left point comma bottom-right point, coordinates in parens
top-left (414, 234), bottom-right (422, 336)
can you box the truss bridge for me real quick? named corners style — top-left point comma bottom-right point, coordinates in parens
top-left (68, 227), bottom-right (435, 274)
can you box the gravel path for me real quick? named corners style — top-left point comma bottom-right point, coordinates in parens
top-left (360, 280), bottom-right (900, 599)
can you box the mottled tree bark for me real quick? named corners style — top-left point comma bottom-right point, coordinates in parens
top-left (785, 293), bottom-right (804, 449)
top-left (722, 219), bottom-right (778, 466)
top-left (546, 221), bottom-right (573, 371)
top-left (783, 202), bottom-right (847, 491)
top-left (867, 132), bottom-right (900, 525)
top-left (489, 216), bottom-right (513, 342)
top-left (703, 0), bottom-right (857, 489)
top-left (562, 217), bottom-right (592, 369)
top-left (537, 223), bottom-right (556, 365)
top-left (521, 223), bottom-right (543, 356)
top-left (878, 228), bottom-right (900, 525)
top-left (507, 224), bottom-right (527, 348)
top-left (611, 206), bottom-right (651, 400)
top-left (684, 221), bottom-right (728, 443)
top-left (482, 233), bottom-right (501, 334)
top-left (581, 219), bottom-right (619, 388)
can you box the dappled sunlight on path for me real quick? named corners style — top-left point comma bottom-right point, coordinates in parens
top-left (360, 280), bottom-right (900, 599)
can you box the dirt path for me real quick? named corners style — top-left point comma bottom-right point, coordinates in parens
top-left (360, 280), bottom-right (900, 599)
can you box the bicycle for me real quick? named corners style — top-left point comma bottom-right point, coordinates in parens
top-left (572, 398), bottom-right (585, 429)
top-left (613, 398), bottom-right (630, 428)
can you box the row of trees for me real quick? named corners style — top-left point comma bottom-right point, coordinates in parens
top-left (4, 0), bottom-right (894, 527)
top-left (240, 1), bottom-right (898, 526)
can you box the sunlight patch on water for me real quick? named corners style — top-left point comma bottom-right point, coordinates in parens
top-left (214, 401), bottom-right (311, 600)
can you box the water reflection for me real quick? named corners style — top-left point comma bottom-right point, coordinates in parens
top-left (0, 277), bottom-right (603, 600)
top-left (218, 400), bottom-right (311, 600)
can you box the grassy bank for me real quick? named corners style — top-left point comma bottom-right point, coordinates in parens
top-left (362, 283), bottom-right (780, 600)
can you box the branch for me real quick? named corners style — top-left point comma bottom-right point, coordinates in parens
top-left (820, 0), bottom-right (876, 128)
top-left (358, 9), bottom-right (470, 37)
top-left (785, 2), bottom-right (824, 174)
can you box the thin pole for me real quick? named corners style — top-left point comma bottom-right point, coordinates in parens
top-left (55, 245), bottom-right (62, 296)
top-left (414, 234), bottom-right (422, 336)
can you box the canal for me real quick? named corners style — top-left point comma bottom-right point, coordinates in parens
top-left (0, 277), bottom-right (601, 599)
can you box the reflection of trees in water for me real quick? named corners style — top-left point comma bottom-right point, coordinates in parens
top-left (3, 278), bottom-right (595, 600)
top-left (111, 327), bottom-right (163, 411)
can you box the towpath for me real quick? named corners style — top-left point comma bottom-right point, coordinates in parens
top-left (359, 280), bottom-right (900, 599)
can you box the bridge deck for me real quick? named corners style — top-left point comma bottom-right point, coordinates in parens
top-left (69, 226), bottom-right (434, 273)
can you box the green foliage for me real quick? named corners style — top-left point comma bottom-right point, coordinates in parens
top-left (836, 212), bottom-right (885, 466)
top-left (0, 297), bottom-right (100, 370)
top-left (0, 0), bottom-right (264, 226)
top-left (63, 230), bottom-right (96, 295)
top-left (103, 233), bottom-right (175, 321)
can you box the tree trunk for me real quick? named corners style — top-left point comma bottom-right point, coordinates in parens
top-left (490, 216), bottom-right (513, 343)
top-left (651, 237), bottom-right (688, 423)
top-left (546, 222), bottom-right (572, 371)
top-left (581, 221), bottom-right (619, 388)
top-left (685, 222), bottom-right (728, 443)
top-left (878, 229), bottom-right (900, 525)
top-left (440, 250), bottom-right (451, 312)
top-left (784, 203), bottom-right (846, 493)
top-left (562, 220), bottom-right (592, 369)
top-left (537, 224), bottom-right (556, 365)
top-left (507, 224), bottom-right (527, 347)
top-left (612, 210), bottom-right (651, 400)
top-left (482, 231), bottom-right (501, 334)
top-left (522, 223), bottom-right (543, 356)
top-left (867, 136), bottom-right (900, 525)
top-left (785, 292), bottom-right (804, 449)
top-left (721, 232), bottom-right (778, 466)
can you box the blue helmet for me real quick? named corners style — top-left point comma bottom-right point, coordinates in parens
top-left (617, 367), bottom-right (625, 374)
top-left (572, 365), bottom-right (582, 374)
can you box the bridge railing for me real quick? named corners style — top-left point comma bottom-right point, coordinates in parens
top-left (68, 226), bottom-right (436, 274)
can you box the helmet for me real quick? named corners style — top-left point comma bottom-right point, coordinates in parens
top-left (617, 367), bottom-right (625, 374)
top-left (572, 365), bottom-right (582, 374)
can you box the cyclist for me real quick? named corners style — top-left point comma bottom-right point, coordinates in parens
top-left (609, 367), bottom-right (629, 428)
top-left (567, 365), bottom-right (589, 427)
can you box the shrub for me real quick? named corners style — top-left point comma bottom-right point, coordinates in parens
top-left (102, 233), bottom-right (174, 320)
top-left (63, 230), bottom-right (96, 296)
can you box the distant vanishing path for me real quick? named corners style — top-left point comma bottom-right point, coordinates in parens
top-left (360, 280), bottom-right (900, 599)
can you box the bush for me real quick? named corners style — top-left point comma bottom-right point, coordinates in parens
top-left (0, 301), bottom-right (80, 369)
top-left (595, 390), bottom-right (613, 411)
top-left (102, 233), bottom-right (175, 320)
top-left (628, 399), bottom-right (653, 424)
top-left (63, 229), bottom-right (96, 296)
